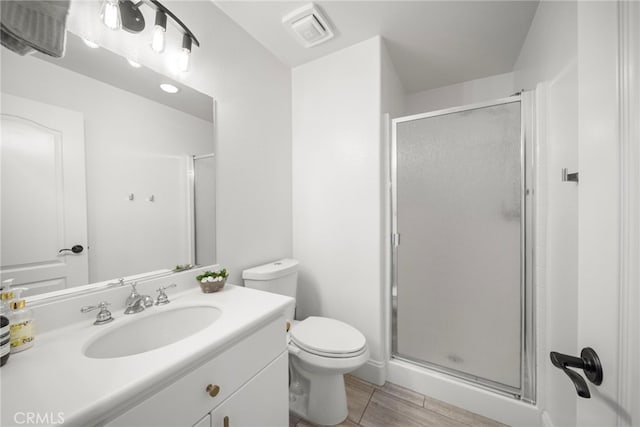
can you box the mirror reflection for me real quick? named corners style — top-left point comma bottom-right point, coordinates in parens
top-left (1, 33), bottom-right (215, 297)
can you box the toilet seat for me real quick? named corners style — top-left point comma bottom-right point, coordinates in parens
top-left (291, 316), bottom-right (367, 358)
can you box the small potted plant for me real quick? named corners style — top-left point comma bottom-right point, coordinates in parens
top-left (196, 268), bottom-right (228, 293)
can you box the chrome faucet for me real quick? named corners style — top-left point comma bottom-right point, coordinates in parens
top-left (155, 284), bottom-right (177, 305)
top-left (124, 282), bottom-right (153, 314)
top-left (81, 301), bottom-right (114, 325)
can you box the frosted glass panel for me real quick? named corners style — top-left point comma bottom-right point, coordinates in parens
top-left (395, 102), bottom-right (522, 389)
top-left (194, 157), bottom-right (216, 265)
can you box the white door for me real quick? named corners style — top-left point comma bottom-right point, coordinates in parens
top-left (574, 2), bottom-right (638, 426)
top-left (1, 94), bottom-right (88, 296)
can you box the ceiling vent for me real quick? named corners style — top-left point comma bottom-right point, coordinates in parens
top-left (282, 3), bottom-right (334, 48)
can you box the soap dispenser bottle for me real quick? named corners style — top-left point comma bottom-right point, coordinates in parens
top-left (8, 288), bottom-right (34, 353)
top-left (0, 279), bottom-right (13, 366)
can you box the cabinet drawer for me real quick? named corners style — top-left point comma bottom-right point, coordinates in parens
top-left (107, 317), bottom-right (286, 427)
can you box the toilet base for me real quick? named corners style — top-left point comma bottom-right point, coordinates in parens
top-left (289, 371), bottom-right (348, 426)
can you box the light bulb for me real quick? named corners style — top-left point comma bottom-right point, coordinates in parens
top-left (101, 0), bottom-right (121, 31)
top-left (177, 34), bottom-right (192, 72)
top-left (151, 25), bottom-right (165, 53)
top-left (150, 10), bottom-right (167, 53)
top-left (177, 48), bottom-right (190, 72)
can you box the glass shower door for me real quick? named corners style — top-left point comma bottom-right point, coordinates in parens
top-left (392, 98), bottom-right (525, 394)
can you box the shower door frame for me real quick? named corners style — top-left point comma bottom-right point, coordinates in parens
top-left (390, 94), bottom-right (536, 403)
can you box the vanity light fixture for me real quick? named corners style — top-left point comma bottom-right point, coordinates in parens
top-left (150, 9), bottom-right (167, 53)
top-left (98, 0), bottom-right (200, 72)
top-left (177, 33), bottom-right (191, 72)
top-left (101, 0), bottom-right (122, 30)
top-left (160, 83), bottom-right (179, 94)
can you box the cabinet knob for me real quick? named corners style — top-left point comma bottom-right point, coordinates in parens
top-left (206, 384), bottom-right (220, 397)
top-left (224, 416), bottom-right (230, 427)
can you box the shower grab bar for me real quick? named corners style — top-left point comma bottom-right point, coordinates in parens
top-left (549, 347), bottom-right (603, 398)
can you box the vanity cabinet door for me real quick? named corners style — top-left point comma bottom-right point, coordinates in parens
top-left (210, 352), bottom-right (288, 427)
top-left (193, 414), bottom-right (211, 427)
top-left (105, 318), bottom-right (286, 427)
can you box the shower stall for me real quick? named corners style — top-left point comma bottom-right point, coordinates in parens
top-left (191, 154), bottom-right (216, 266)
top-left (390, 94), bottom-right (535, 403)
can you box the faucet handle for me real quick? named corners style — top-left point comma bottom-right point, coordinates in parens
top-left (155, 284), bottom-right (177, 305)
top-left (81, 301), bottom-right (114, 325)
top-left (125, 282), bottom-right (140, 306)
top-left (108, 278), bottom-right (126, 287)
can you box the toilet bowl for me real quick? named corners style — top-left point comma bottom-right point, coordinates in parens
top-left (243, 260), bottom-right (369, 426)
top-left (288, 317), bottom-right (370, 425)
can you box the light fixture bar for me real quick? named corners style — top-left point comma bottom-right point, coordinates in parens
top-left (148, 0), bottom-right (200, 47)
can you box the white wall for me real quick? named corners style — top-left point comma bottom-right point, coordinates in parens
top-left (404, 72), bottom-right (514, 115)
top-left (1, 52), bottom-right (213, 283)
top-left (292, 37), bottom-right (386, 383)
top-left (513, 2), bottom-right (578, 426)
top-left (381, 42), bottom-right (405, 119)
top-left (169, 2), bottom-right (292, 283)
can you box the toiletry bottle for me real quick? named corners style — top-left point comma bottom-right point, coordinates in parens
top-left (0, 279), bottom-right (13, 366)
top-left (8, 288), bottom-right (34, 353)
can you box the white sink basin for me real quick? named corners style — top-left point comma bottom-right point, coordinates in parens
top-left (84, 305), bottom-right (222, 359)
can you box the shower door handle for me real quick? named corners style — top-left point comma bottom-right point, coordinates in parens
top-left (550, 347), bottom-right (603, 398)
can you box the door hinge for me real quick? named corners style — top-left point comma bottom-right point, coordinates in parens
top-left (392, 233), bottom-right (400, 247)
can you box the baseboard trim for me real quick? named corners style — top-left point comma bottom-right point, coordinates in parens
top-left (351, 359), bottom-right (386, 386)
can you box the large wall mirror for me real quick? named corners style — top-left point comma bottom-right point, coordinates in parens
top-left (1, 32), bottom-right (216, 298)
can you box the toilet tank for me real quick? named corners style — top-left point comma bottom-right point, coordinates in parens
top-left (242, 259), bottom-right (299, 319)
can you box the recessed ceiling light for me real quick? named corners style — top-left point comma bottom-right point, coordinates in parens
top-left (160, 83), bottom-right (179, 94)
top-left (82, 38), bottom-right (100, 49)
top-left (127, 58), bottom-right (142, 68)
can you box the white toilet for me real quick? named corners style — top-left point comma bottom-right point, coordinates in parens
top-left (243, 259), bottom-right (369, 426)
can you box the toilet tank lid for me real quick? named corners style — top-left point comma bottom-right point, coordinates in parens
top-left (242, 259), bottom-right (299, 281)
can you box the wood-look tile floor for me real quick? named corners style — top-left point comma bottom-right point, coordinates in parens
top-left (289, 375), bottom-right (508, 427)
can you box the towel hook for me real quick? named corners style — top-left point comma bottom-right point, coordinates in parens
top-left (562, 168), bottom-right (579, 183)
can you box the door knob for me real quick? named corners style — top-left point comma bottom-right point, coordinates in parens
top-left (550, 347), bottom-right (603, 398)
top-left (59, 245), bottom-right (84, 254)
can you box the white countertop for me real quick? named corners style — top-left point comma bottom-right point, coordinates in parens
top-left (0, 284), bottom-right (293, 427)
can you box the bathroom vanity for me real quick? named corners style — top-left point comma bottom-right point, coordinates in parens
top-left (0, 269), bottom-right (294, 427)
top-left (106, 317), bottom-right (288, 427)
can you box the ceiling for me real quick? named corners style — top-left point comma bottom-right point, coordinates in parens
top-left (214, 1), bottom-right (539, 94)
